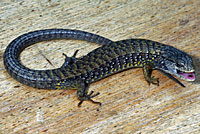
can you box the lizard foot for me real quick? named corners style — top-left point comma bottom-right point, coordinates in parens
top-left (78, 90), bottom-right (101, 107)
top-left (147, 76), bottom-right (159, 86)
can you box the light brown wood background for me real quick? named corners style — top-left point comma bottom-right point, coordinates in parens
top-left (0, 0), bottom-right (199, 133)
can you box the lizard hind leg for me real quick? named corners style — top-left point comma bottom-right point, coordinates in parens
top-left (143, 64), bottom-right (159, 86)
top-left (77, 81), bottom-right (101, 107)
top-left (61, 50), bottom-right (79, 68)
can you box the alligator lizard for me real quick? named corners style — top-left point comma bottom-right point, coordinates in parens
top-left (3, 29), bottom-right (195, 106)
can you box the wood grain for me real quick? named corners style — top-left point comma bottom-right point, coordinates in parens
top-left (0, 0), bottom-right (199, 133)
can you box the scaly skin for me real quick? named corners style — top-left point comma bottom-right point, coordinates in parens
top-left (3, 29), bottom-right (195, 106)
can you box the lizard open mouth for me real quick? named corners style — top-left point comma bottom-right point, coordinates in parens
top-left (177, 70), bottom-right (195, 81)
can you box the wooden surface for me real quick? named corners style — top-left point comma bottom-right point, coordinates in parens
top-left (0, 0), bottom-right (200, 133)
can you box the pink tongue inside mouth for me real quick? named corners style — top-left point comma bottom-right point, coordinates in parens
top-left (179, 72), bottom-right (195, 81)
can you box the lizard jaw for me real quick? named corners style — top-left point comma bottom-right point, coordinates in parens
top-left (177, 70), bottom-right (195, 81)
top-left (160, 66), bottom-right (195, 82)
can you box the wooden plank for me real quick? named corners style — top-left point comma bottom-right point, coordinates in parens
top-left (0, 0), bottom-right (199, 133)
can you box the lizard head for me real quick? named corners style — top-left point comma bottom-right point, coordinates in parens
top-left (158, 46), bottom-right (195, 81)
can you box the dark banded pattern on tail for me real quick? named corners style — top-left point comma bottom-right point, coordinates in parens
top-left (4, 29), bottom-right (113, 89)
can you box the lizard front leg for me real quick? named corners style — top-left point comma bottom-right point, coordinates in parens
top-left (143, 64), bottom-right (159, 86)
